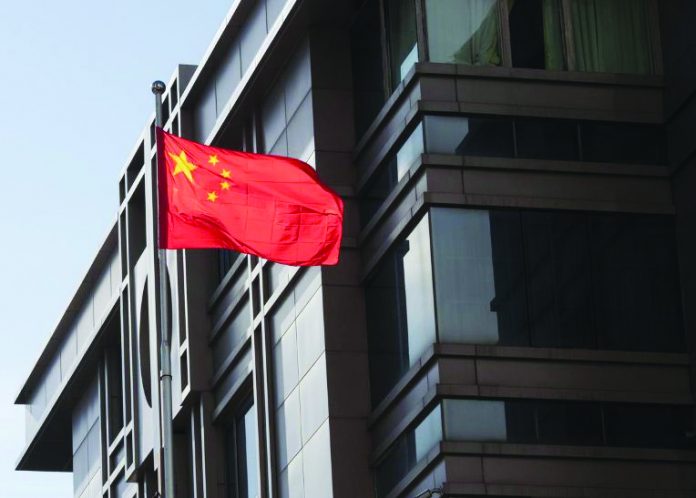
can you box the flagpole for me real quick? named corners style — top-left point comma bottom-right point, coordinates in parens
top-left (151, 80), bottom-right (175, 498)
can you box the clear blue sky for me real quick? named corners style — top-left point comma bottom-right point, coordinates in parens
top-left (0, 1), bottom-right (231, 495)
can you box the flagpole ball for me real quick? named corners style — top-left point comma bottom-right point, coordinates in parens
top-left (152, 80), bottom-right (166, 95)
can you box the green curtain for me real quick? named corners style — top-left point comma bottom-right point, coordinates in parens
top-left (427, 0), bottom-right (501, 66)
top-left (570, 0), bottom-right (654, 74)
top-left (542, 0), bottom-right (565, 70)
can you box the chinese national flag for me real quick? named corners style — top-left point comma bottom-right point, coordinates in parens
top-left (157, 128), bottom-right (343, 266)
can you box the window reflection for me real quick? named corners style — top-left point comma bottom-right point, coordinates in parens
top-left (426, 0), bottom-right (501, 66)
top-left (367, 208), bottom-right (684, 403)
top-left (226, 398), bottom-right (260, 498)
top-left (366, 215), bottom-right (436, 404)
top-left (360, 115), bottom-right (666, 226)
top-left (375, 405), bottom-right (442, 497)
top-left (386, 0), bottom-right (419, 88)
top-left (375, 398), bottom-right (695, 498)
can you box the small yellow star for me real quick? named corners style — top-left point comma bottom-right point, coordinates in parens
top-left (221, 169), bottom-right (231, 178)
top-left (220, 181), bottom-right (230, 190)
top-left (169, 151), bottom-right (197, 184)
top-left (209, 155), bottom-right (219, 165)
top-left (207, 191), bottom-right (218, 202)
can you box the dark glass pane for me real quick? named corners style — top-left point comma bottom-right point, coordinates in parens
top-left (386, 0), bottom-right (418, 88)
top-left (604, 404), bottom-right (695, 449)
top-left (522, 211), bottom-right (596, 349)
top-left (360, 159), bottom-right (398, 226)
top-left (509, 0), bottom-right (545, 69)
top-left (581, 122), bottom-right (665, 165)
top-left (455, 117), bottom-right (514, 157)
top-left (366, 217), bottom-right (435, 405)
top-left (535, 402), bottom-right (603, 446)
top-left (219, 250), bottom-right (243, 282)
top-left (375, 406), bottom-right (442, 498)
top-left (351, 0), bottom-right (386, 138)
top-left (504, 400), bottom-right (537, 443)
top-left (515, 118), bottom-right (580, 160)
top-left (591, 214), bottom-right (684, 352)
top-left (226, 399), bottom-right (260, 498)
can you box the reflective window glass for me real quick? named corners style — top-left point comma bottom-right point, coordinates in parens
top-left (581, 122), bottom-right (665, 165)
top-left (351, 0), bottom-right (386, 138)
top-left (426, 0), bottom-right (501, 66)
top-left (226, 399), bottom-right (260, 498)
top-left (386, 0), bottom-right (418, 87)
top-left (366, 215), bottom-right (436, 404)
top-left (375, 406), bottom-right (442, 497)
top-left (515, 118), bottom-right (579, 160)
top-left (431, 209), bottom-right (528, 346)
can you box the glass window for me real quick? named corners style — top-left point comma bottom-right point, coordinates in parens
top-left (535, 402), bottom-right (603, 446)
top-left (396, 123), bottom-right (424, 178)
top-left (431, 209), bottom-right (529, 346)
top-left (386, 0), bottom-right (419, 88)
top-left (443, 399), bottom-right (508, 441)
top-left (359, 123), bottom-right (424, 226)
top-left (366, 215), bottom-right (436, 404)
top-left (367, 208), bottom-right (683, 406)
top-left (424, 115), bottom-right (514, 157)
top-left (515, 118), bottom-right (579, 160)
top-left (375, 405), bottom-right (442, 498)
top-left (425, 0), bottom-right (502, 66)
top-left (226, 398), bottom-right (260, 498)
top-left (219, 251), bottom-right (243, 282)
top-left (590, 214), bottom-right (684, 352)
top-left (427, 207), bottom-right (683, 352)
top-left (568, 0), bottom-right (655, 75)
top-left (581, 122), bottom-right (665, 165)
top-left (216, 43), bottom-right (243, 116)
top-left (240, 1), bottom-right (269, 73)
top-left (194, 81), bottom-right (218, 142)
top-left (521, 211), bottom-right (596, 349)
top-left (351, 0), bottom-right (386, 138)
top-left (213, 299), bottom-right (252, 371)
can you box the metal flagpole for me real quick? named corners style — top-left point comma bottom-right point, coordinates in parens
top-left (151, 80), bottom-right (175, 498)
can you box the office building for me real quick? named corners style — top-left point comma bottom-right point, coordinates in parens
top-left (15, 0), bottom-right (696, 496)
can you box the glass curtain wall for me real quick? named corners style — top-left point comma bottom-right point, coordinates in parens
top-left (225, 398), bottom-right (260, 498)
top-left (366, 208), bottom-right (684, 403)
top-left (386, 0), bottom-right (419, 88)
top-left (375, 398), bottom-right (695, 497)
top-left (366, 215), bottom-right (436, 404)
top-left (381, 0), bottom-right (657, 77)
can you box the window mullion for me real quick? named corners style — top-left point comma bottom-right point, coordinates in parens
top-left (377, 0), bottom-right (392, 95)
top-left (561, 0), bottom-right (576, 71)
top-left (415, 0), bottom-right (428, 63)
top-left (498, 0), bottom-right (513, 68)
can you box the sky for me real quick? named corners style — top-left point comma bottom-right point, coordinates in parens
top-left (0, 1), bottom-right (231, 496)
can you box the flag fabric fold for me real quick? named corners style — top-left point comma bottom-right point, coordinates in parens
top-left (157, 128), bottom-right (343, 266)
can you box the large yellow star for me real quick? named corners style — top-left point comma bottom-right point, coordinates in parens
top-left (169, 151), bottom-right (197, 184)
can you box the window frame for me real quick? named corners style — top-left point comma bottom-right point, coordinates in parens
top-left (224, 395), bottom-right (260, 498)
top-left (378, 0), bottom-right (663, 79)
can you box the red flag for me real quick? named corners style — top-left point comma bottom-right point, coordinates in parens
top-left (157, 128), bottom-right (343, 266)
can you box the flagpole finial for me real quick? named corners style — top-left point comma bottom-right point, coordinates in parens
top-left (152, 80), bottom-right (166, 95)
